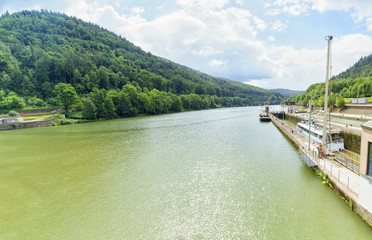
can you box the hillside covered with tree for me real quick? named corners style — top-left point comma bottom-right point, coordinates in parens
top-left (0, 10), bottom-right (283, 118)
top-left (292, 53), bottom-right (372, 108)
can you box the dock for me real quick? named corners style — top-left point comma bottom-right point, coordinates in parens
top-left (270, 114), bottom-right (372, 226)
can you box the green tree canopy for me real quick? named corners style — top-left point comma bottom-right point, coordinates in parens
top-left (82, 98), bottom-right (97, 120)
top-left (54, 83), bottom-right (78, 111)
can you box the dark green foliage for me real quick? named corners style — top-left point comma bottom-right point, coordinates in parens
top-left (82, 98), bottom-right (97, 120)
top-left (103, 97), bottom-right (116, 119)
top-left (0, 10), bottom-right (283, 109)
top-left (79, 82), bottom-right (252, 120)
top-left (90, 88), bottom-right (108, 119)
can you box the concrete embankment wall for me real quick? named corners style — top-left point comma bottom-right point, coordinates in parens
top-left (270, 115), bottom-right (372, 227)
top-left (0, 119), bottom-right (55, 131)
top-left (344, 104), bottom-right (372, 116)
top-left (341, 131), bottom-right (361, 154)
top-left (285, 113), bottom-right (302, 126)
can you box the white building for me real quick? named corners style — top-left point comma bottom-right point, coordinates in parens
top-left (359, 121), bottom-right (372, 213)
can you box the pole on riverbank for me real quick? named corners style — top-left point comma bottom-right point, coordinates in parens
top-left (308, 95), bottom-right (312, 150)
top-left (322, 36), bottom-right (333, 152)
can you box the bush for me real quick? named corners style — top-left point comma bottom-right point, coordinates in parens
top-left (58, 119), bottom-right (74, 125)
top-left (8, 110), bottom-right (19, 117)
top-left (27, 97), bottom-right (45, 107)
top-left (336, 97), bottom-right (346, 109)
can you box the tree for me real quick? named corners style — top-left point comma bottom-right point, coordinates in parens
top-left (336, 97), bottom-right (346, 109)
top-left (82, 98), bottom-right (97, 119)
top-left (54, 83), bottom-right (78, 111)
top-left (328, 93), bottom-right (337, 108)
top-left (116, 90), bottom-right (132, 116)
top-left (138, 92), bottom-right (154, 114)
top-left (318, 96), bottom-right (325, 108)
top-left (0, 91), bottom-right (25, 110)
top-left (171, 95), bottom-right (183, 112)
top-left (90, 88), bottom-right (107, 119)
top-left (103, 97), bottom-right (116, 119)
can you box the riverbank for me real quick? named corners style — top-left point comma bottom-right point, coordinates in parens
top-left (270, 114), bottom-right (372, 227)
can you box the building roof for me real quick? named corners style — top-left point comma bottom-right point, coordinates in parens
top-left (361, 121), bottom-right (372, 130)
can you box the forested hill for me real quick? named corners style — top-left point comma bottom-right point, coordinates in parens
top-left (333, 54), bottom-right (372, 80)
top-left (0, 10), bottom-right (283, 113)
top-left (292, 53), bottom-right (372, 107)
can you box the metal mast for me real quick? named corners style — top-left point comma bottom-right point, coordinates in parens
top-left (322, 36), bottom-right (333, 152)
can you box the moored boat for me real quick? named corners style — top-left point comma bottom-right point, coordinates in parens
top-left (259, 105), bottom-right (271, 122)
top-left (259, 113), bottom-right (271, 122)
top-left (296, 119), bottom-right (344, 152)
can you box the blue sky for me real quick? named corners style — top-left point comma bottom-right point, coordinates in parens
top-left (1, 0), bottom-right (372, 90)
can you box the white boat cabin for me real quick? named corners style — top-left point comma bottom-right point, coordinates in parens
top-left (296, 119), bottom-right (344, 152)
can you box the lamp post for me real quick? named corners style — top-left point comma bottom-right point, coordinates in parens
top-left (308, 94), bottom-right (312, 151)
top-left (322, 36), bottom-right (333, 153)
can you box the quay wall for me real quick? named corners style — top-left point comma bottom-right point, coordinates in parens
top-left (285, 113), bottom-right (302, 126)
top-left (0, 119), bottom-right (55, 131)
top-left (341, 131), bottom-right (361, 154)
top-left (270, 115), bottom-right (372, 227)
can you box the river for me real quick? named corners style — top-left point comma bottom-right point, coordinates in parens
top-left (1, 107), bottom-right (371, 239)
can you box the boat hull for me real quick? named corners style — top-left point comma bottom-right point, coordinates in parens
top-left (259, 117), bottom-right (271, 122)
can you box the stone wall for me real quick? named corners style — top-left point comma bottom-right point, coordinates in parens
top-left (0, 119), bottom-right (56, 131)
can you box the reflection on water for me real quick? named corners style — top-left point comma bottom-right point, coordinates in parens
top-left (0, 107), bottom-right (371, 239)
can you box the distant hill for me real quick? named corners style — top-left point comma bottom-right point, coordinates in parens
top-left (270, 88), bottom-right (304, 97)
top-left (0, 10), bottom-right (284, 108)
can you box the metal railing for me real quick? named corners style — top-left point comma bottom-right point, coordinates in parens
top-left (303, 150), bottom-right (360, 194)
top-left (333, 150), bottom-right (360, 174)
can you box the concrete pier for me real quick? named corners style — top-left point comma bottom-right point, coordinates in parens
top-left (270, 114), bottom-right (372, 226)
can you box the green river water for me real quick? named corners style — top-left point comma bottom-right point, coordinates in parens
top-left (1, 107), bottom-right (372, 239)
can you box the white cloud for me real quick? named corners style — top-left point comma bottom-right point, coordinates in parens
top-left (209, 59), bottom-right (228, 67)
top-left (192, 46), bottom-right (222, 56)
top-left (367, 18), bottom-right (372, 31)
top-left (266, 0), bottom-right (372, 23)
top-left (65, 0), bottom-right (95, 22)
top-left (272, 20), bottom-right (287, 31)
top-left (268, 36), bottom-right (275, 41)
top-left (311, 0), bottom-right (372, 22)
top-left (131, 7), bottom-right (145, 14)
top-left (113, 5), bottom-right (268, 70)
top-left (261, 34), bottom-right (372, 90)
top-left (244, 79), bottom-right (270, 88)
top-left (236, 0), bottom-right (244, 6)
top-left (266, 0), bottom-right (311, 16)
top-left (176, 0), bottom-right (229, 9)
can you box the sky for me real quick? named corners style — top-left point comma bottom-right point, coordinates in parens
top-left (1, 0), bottom-right (372, 90)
